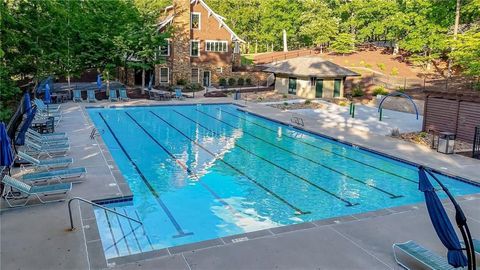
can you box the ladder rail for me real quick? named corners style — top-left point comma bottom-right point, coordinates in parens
top-left (67, 197), bottom-right (142, 231)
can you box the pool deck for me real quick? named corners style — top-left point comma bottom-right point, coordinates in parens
top-left (1, 98), bottom-right (479, 270)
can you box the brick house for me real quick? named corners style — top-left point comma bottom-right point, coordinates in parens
top-left (155, 0), bottom-right (244, 87)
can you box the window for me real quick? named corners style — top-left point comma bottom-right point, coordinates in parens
top-left (159, 40), bottom-right (170, 56)
top-left (205, 41), bottom-right (228, 52)
top-left (191, 13), bottom-right (201, 29)
top-left (288, 77), bottom-right (297, 94)
top-left (233, 42), bottom-right (240, 54)
top-left (216, 67), bottom-right (223, 73)
top-left (191, 68), bottom-right (199, 83)
top-left (190, 41), bottom-right (200, 57)
top-left (310, 77), bottom-right (317, 86)
top-left (160, 67), bottom-right (169, 83)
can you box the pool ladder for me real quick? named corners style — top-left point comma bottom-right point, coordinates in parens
top-left (90, 128), bottom-right (104, 139)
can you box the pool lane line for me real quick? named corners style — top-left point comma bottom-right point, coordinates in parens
top-left (149, 110), bottom-right (311, 216)
top-left (217, 108), bottom-right (417, 184)
top-left (124, 112), bottom-right (241, 214)
top-left (98, 112), bottom-right (192, 238)
top-left (174, 110), bottom-right (359, 207)
top-left (196, 109), bottom-right (403, 199)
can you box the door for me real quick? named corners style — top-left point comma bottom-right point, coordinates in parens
top-left (334, 79), bottom-right (341, 98)
top-left (203, 71), bottom-right (211, 87)
top-left (315, 79), bottom-right (323, 98)
top-left (288, 77), bottom-right (297, 94)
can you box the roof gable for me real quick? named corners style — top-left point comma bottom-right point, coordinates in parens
top-left (264, 57), bottom-right (360, 77)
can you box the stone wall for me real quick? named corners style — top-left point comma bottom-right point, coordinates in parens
top-left (171, 0), bottom-right (191, 84)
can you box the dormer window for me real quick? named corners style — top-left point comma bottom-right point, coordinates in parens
top-left (191, 13), bottom-right (201, 29)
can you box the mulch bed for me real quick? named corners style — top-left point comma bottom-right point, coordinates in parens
top-left (394, 132), bottom-right (473, 152)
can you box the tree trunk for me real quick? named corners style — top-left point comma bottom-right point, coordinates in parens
top-left (255, 41), bottom-right (258, 54)
top-left (453, 0), bottom-right (461, 37)
top-left (141, 68), bottom-right (145, 95)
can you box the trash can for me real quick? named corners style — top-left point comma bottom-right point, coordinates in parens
top-left (437, 132), bottom-right (455, 154)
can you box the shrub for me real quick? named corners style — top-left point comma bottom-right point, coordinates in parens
top-left (364, 63), bottom-right (372, 68)
top-left (372, 86), bottom-right (388, 96)
top-left (473, 82), bottom-right (480, 91)
top-left (219, 78), bottom-right (227, 86)
top-left (359, 60), bottom-right (366, 66)
top-left (245, 78), bottom-right (252, 85)
top-left (377, 63), bottom-right (385, 71)
top-left (228, 78), bottom-right (236, 86)
top-left (338, 101), bottom-right (347, 106)
top-left (390, 67), bottom-right (399, 76)
top-left (185, 83), bottom-right (203, 92)
top-left (397, 86), bottom-right (405, 92)
top-left (419, 131), bottom-right (428, 138)
top-left (282, 94), bottom-right (288, 98)
top-left (237, 77), bottom-right (245, 86)
top-left (283, 102), bottom-right (289, 106)
top-left (176, 78), bottom-right (187, 86)
top-left (352, 85), bottom-right (364, 97)
top-left (304, 99), bottom-right (311, 105)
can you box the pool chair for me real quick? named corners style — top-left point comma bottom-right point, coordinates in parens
top-left (34, 99), bottom-right (60, 113)
top-left (1, 175), bottom-right (71, 207)
top-left (119, 88), bottom-right (130, 101)
top-left (24, 139), bottom-right (70, 157)
top-left (87, 89), bottom-right (97, 103)
top-left (175, 89), bottom-right (185, 100)
top-left (109, 89), bottom-right (118, 102)
top-left (18, 151), bottom-right (73, 171)
top-left (73, 89), bottom-right (83, 102)
top-left (25, 131), bottom-right (69, 146)
top-left (22, 167), bottom-right (87, 184)
top-left (27, 128), bottom-right (67, 140)
top-left (393, 241), bottom-right (460, 270)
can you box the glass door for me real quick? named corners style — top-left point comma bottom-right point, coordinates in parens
top-left (334, 79), bottom-right (341, 97)
top-left (288, 77), bottom-right (297, 94)
top-left (203, 71), bottom-right (211, 87)
top-left (315, 79), bottom-right (323, 98)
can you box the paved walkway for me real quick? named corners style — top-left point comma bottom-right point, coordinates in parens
top-left (1, 98), bottom-right (479, 270)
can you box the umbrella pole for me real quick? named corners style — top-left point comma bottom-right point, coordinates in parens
top-left (426, 169), bottom-right (476, 270)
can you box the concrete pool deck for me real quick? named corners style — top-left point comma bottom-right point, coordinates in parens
top-left (1, 98), bottom-right (479, 270)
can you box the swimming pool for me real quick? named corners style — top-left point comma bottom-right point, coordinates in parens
top-left (87, 104), bottom-right (480, 259)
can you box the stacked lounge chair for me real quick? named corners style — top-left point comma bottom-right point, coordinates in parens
top-left (87, 89), bottom-right (97, 103)
top-left (109, 88), bottom-right (118, 102)
top-left (24, 139), bottom-right (70, 157)
top-left (119, 87), bottom-right (130, 101)
top-left (73, 89), bottom-right (83, 102)
top-left (22, 167), bottom-right (87, 184)
top-left (18, 151), bottom-right (73, 171)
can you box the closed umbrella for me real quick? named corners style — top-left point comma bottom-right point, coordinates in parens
top-left (44, 83), bottom-right (52, 104)
top-left (23, 92), bottom-right (31, 114)
top-left (97, 74), bottom-right (103, 90)
top-left (418, 167), bottom-right (469, 268)
top-left (0, 122), bottom-right (14, 168)
top-left (15, 107), bottom-right (36, 145)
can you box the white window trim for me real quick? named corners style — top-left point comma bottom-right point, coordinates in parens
top-left (159, 39), bottom-right (170, 57)
top-left (191, 12), bottom-right (201, 30)
top-left (159, 67), bottom-right (169, 83)
top-left (216, 67), bottom-right (223, 73)
top-left (191, 68), bottom-right (200, 83)
top-left (205, 40), bottom-right (228, 52)
top-left (190, 40), bottom-right (200, 57)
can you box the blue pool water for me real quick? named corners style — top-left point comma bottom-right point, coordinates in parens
top-left (87, 104), bottom-right (480, 259)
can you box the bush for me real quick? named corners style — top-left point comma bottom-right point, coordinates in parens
top-left (245, 78), bottom-right (252, 85)
top-left (397, 86), bottom-right (406, 92)
top-left (377, 63), bottom-right (385, 71)
top-left (390, 67), bottom-right (399, 76)
top-left (338, 101), bottom-right (347, 106)
top-left (352, 86), bottom-right (364, 97)
top-left (237, 77), bottom-right (245, 86)
top-left (176, 78), bottom-right (187, 86)
top-left (282, 94), bottom-right (288, 98)
top-left (283, 102), bottom-right (289, 106)
top-left (473, 82), bottom-right (480, 91)
top-left (228, 78), bottom-right (236, 86)
top-left (364, 63), bottom-right (372, 68)
top-left (304, 99), bottom-right (311, 105)
top-left (219, 78), bottom-right (227, 86)
top-left (372, 86), bottom-right (388, 96)
top-left (185, 83), bottom-right (203, 92)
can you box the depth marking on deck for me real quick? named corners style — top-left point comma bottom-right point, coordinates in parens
top-left (149, 110), bottom-right (311, 216)
top-left (98, 112), bottom-right (192, 238)
top-left (197, 109), bottom-right (403, 199)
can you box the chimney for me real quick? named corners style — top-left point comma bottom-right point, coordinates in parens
top-left (171, 0), bottom-right (191, 85)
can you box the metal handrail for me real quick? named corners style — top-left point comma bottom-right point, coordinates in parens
top-left (67, 197), bottom-right (142, 231)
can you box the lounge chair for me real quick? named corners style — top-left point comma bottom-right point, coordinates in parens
top-left (87, 89), bottom-right (97, 103)
top-left (22, 167), bottom-right (86, 184)
top-left (73, 89), bottom-right (83, 102)
top-left (1, 175), bottom-right (71, 207)
top-left (109, 89), bottom-right (118, 102)
top-left (119, 87), bottom-right (130, 101)
top-left (24, 139), bottom-right (70, 157)
top-left (34, 99), bottom-right (60, 113)
top-left (175, 89), bottom-right (185, 100)
top-left (393, 241), bottom-right (459, 270)
top-left (25, 132), bottom-right (69, 146)
top-left (18, 151), bottom-right (73, 171)
top-left (27, 128), bottom-right (67, 140)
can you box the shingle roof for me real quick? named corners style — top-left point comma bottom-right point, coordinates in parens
top-left (263, 56), bottom-right (360, 78)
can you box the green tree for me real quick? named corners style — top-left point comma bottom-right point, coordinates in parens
top-left (330, 33), bottom-right (355, 55)
top-left (299, 0), bottom-right (339, 51)
top-left (450, 28), bottom-right (480, 77)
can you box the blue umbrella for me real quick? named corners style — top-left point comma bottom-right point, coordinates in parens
top-left (0, 122), bottom-right (14, 167)
top-left (15, 107), bottom-right (36, 145)
top-left (148, 75), bottom-right (153, 91)
top-left (418, 167), bottom-right (468, 268)
top-left (44, 83), bottom-right (52, 104)
top-left (97, 74), bottom-right (103, 90)
top-left (23, 92), bottom-right (31, 114)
